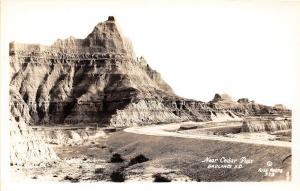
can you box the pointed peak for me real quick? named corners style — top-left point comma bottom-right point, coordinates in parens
top-left (107, 16), bottom-right (115, 22)
top-left (84, 16), bottom-right (135, 56)
top-left (91, 16), bottom-right (120, 35)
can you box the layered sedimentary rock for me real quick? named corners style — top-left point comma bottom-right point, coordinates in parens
top-left (10, 117), bottom-right (59, 166)
top-left (10, 17), bottom-right (175, 126)
top-left (9, 16), bottom-right (292, 167)
top-left (241, 118), bottom-right (292, 133)
top-left (10, 95), bottom-right (59, 166)
top-left (38, 127), bottom-right (107, 146)
top-left (208, 93), bottom-right (290, 117)
top-left (9, 16), bottom-right (291, 127)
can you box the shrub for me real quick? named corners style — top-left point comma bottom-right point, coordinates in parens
top-left (95, 168), bottom-right (103, 174)
top-left (110, 153), bottom-right (124, 163)
top-left (110, 171), bottom-right (125, 182)
top-left (64, 175), bottom-right (79, 183)
top-left (153, 174), bottom-right (171, 182)
top-left (129, 154), bottom-right (149, 166)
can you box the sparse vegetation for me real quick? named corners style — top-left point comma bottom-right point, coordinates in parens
top-left (107, 131), bottom-right (291, 181)
top-left (110, 170), bottom-right (125, 182)
top-left (64, 175), bottom-right (79, 183)
top-left (129, 154), bottom-right (149, 166)
top-left (95, 168), bottom-right (104, 174)
top-left (110, 153), bottom-right (124, 163)
top-left (153, 174), bottom-right (171, 182)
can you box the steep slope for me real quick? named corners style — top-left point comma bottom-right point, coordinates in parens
top-left (10, 117), bottom-right (59, 166)
top-left (10, 17), bottom-right (178, 126)
top-left (9, 16), bottom-right (291, 127)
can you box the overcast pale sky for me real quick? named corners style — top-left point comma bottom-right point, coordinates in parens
top-left (4, 0), bottom-right (300, 108)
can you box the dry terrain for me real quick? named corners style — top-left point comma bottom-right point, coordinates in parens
top-left (11, 122), bottom-right (291, 182)
top-left (9, 16), bottom-right (292, 183)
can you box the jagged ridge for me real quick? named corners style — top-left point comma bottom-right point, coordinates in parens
top-left (9, 16), bottom-right (291, 127)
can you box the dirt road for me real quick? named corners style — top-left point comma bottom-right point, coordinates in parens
top-left (124, 122), bottom-right (291, 148)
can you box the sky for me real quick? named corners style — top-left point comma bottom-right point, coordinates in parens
top-left (3, 0), bottom-right (300, 108)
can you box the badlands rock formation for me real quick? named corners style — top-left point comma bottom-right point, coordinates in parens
top-left (9, 16), bottom-right (292, 168)
top-left (241, 118), bottom-right (291, 133)
top-left (10, 16), bottom-right (291, 128)
top-left (10, 117), bottom-right (59, 166)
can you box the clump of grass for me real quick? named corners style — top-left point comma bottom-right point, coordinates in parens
top-left (64, 175), bottom-right (79, 183)
top-left (95, 168), bottom-right (103, 174)
top-left (110, 170), bottom-right (125, 182)
top-left (129, 154), bottom-right (149, 166)
top-left (110, 153), bottom-right (124, 163)
top-left (153, 174), bottom-right (171, 182)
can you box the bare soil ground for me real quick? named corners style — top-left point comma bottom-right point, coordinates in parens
top-left (125, 122), bottom-right (291, 147)
top-left (11, 124), bottom-right (291, 182)
top-left (107, 131), bottom-right (291, 182)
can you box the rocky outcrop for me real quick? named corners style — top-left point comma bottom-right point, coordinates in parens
top-left (9, 16), bottom-right (292, 169)
top-left (237, 98), bottom-right (250, 104)
top-left (273, 104), bottom-right (288, 110)
top-left (209, 93), bottom-right (291, 117)
top-left (38, 127), bottom-right (107, 146)
top-left (9, 16), bottom-right (291, 128)
top-left (212, 93), bottom-right (234, 103)
top-left (9, 17), bottom-right (176, 126)
top-left (109, 99), bottom-right (182, 127)
top-left (10, 117), bottom-right (59, 166)
top-left (241, 118), bottom-right (292, 133)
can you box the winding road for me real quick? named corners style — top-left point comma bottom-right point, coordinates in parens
top-left (124, 121), bottom-right (291, 148)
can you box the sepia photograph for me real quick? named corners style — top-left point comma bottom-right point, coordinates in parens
top-left (1, 0), bottom-right (300, 190)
